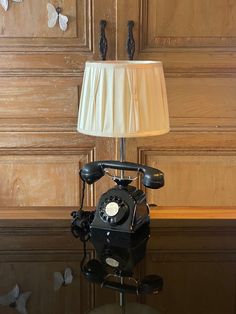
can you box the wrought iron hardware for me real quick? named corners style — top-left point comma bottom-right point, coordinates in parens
top-left (99, 20), bottom-right (108, 60)
top-left (127, 20), bottom-right (135, 60)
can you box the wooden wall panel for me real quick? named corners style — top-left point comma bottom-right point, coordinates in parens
top-left (0, 86), bottom-right (77, 118)
top-left (0, 54), bottom-right (91, 76)
top-left (0, 0), bottom-right (77, 38)
top-left (0, 1), bottom-right (116, 313)
top-left (140, 151), bottom-right (236, 206)
top-left (128, 131), bottom-right (236, 206)
top-left (2, 0), bottom-right (236, 312)
top-left (117, 0), bottom-right (236, 71)
top-left (117, 0), bottom-right (236, 206)
top-left (0, 152), bottom-right (93, 206)
top-left (167, 77), bottom-right (236, 130)
top-left (0, 0), bottom-right (117, 209)
top-left (140, 0), bottom-right (236, 48)
top-left (0, 77), bottom-right (81, 131)
top-left (0, 0), bottom-right (92, 50)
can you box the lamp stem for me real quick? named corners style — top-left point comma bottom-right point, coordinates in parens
top-left (120, 138), bottom-right (126, 179)
top-left (120, 138), bottom-right (126, 162)
top-left (119, 276), bottom-right (126, 313)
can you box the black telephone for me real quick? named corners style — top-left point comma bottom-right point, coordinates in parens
top-left (71, 160), bottom-right (165, 295)
top-left (79, 160), bottom-right (164, 235)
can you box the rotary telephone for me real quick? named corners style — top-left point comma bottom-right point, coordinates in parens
top-left (71, 160), bottom-right (164, 295)
top-left (78, 160), bottom-right (164, 234)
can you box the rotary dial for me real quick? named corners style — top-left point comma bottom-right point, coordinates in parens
top-left (99, 196), bottom-right (129, 225)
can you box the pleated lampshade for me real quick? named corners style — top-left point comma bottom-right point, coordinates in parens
top-left (77, 61), bottom-right (169, 138)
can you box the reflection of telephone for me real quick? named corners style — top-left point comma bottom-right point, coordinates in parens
top-left (80, 160), bottom-right (164, 235)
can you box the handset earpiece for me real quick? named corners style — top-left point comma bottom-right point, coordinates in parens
top-left (82, 259), bottom-right (107, 284)
top-left (80, 162), bottom-right (105, 184)
top-left (138, 274), bottom-right (163, 294)
top-left (141, 168), bottom-right (164, 189)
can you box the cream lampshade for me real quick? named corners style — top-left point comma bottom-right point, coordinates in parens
top-left (77, 61), bottom-right (169, 138)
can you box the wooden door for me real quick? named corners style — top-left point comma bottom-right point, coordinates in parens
top-left (0, 2), bottom-right (116, 313)
top-left (0, 0), bottom-right (117, 208)
top-left (115, 2), bottom-right (236, 313)
top-left (117, 0), bottom-right (236, 207)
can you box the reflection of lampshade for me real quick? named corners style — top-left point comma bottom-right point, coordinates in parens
top-left (77, 61), bottom-right (169, 138)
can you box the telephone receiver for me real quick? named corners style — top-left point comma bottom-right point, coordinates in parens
top-left (80, 160), bottom-right (164, 189)
top-left (82, 259), bottom-right (163, 295)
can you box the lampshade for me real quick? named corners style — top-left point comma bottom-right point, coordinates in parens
top-left (77, 61), bottom-right (169, 138)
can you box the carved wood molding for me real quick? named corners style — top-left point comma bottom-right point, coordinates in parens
top-left (138, 148), bottom-right (236, 164)
top-left (0, 65), bottom-right (86, 78)
top-left (170, 118), bottom-right (236, 132)
top-left (0, 52), bottom-right (92, 77)
top-left (0, 120), bottom-right (78, 132)
top-left (0, 250), bottom-right (94, 262)
top-left (139, 0), bottom-right (236, 51)
top-left (0, 147), bottom-right (95, 155)
top-left (0, 132), bottom-right (96, 149)
top-left (145, 250), bottom-right (236, 262)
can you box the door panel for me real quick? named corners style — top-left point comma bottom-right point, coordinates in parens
top-left (117, 0), bottom-right (236, 206)
top-left (0, 0), bottom-right (116, 207)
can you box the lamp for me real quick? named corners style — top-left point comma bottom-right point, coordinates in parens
top-left (76, 59), bottom-right (169, 233)
top-left (77, 60), bottom-right (169, 161)
top-left (73, 60), bottom-right (169, 311)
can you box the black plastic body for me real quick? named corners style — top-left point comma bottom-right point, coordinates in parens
top-left (91, 185), bottom-right (149, 234)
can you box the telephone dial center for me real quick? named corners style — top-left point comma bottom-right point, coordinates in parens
top-left (105, 257), bottom-right (119, 268)
top-left (105, 202), bottom-right (119, 217)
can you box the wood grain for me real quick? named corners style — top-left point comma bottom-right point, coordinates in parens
top-left (0, 154), bottom-right (91, 206)
top-left (0, 77), bottom-right (81, 131)
top-left (167, 77), bottom-right (236, 130)
top-left (142, 0), bottom-right (236, 47)
top-left (0, 0), bottom-right (236, 313)
top-left (144, 153), bottom-right (236, 206)
top-left (0, 206), bottom-right (235, 221)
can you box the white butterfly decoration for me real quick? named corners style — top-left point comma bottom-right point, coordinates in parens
top-left (54, 267), bottom-right (73, 291)
top-left (0, 284), bottom-right (31, 314)
top-left (0, 0), bottom-right (22, 11)
top-left (47, 3), bottom-right (68, 32)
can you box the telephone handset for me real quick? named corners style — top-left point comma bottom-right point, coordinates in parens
top-left (80, 160), bottom-right (164, 189)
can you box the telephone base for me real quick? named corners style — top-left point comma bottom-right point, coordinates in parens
top-left (90, 185), bottom-right (150, 234)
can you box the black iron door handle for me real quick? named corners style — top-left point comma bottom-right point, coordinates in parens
top-left (99, 20), bottom-right (108, 60)
top-left (127, 20), bottom-right (135, 60)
